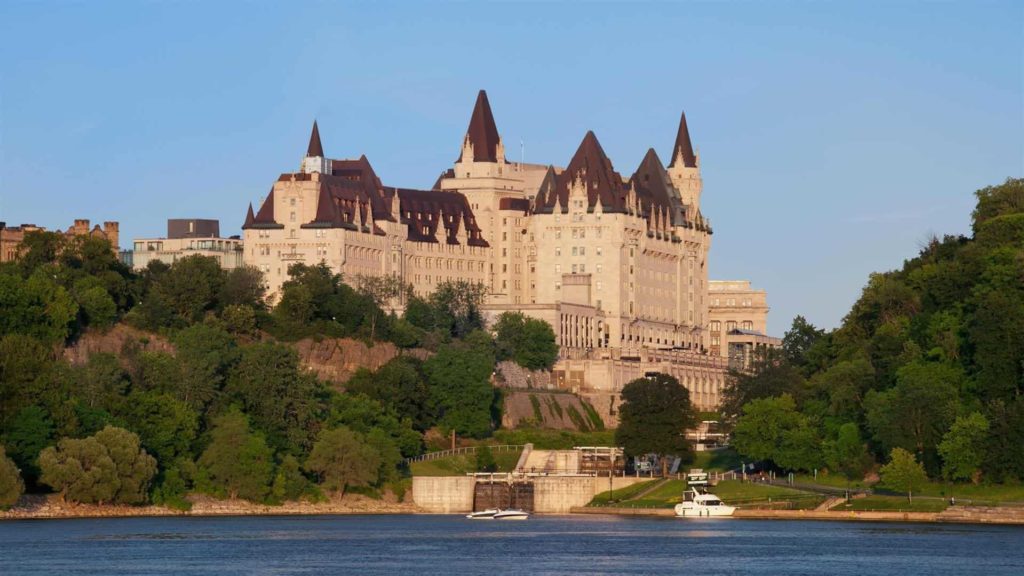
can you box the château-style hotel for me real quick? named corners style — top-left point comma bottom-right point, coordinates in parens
top-left (242, 91), bottom-right (776, 420)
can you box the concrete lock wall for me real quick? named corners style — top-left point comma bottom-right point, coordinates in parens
top-left (413, 475), bottom-right (648, 514)
top-left (412, 476), bottom-right (476, 513)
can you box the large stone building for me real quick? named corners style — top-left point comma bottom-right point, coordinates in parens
top-left (0, 219), bottom-right (119, 263)
top-left (131, 219), bottom-right (244, 271)
top-left (242, 91), bottom-right (775, 419)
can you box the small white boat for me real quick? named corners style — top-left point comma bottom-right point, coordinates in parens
top-left (675, 489), bottom-right (735, 517)
top-left (492, 509), bottom-right (529, 520)
top-left (466, 509), bottom-right (499, 519)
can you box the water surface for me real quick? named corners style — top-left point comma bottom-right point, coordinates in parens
top-left (1, 514), bottom-right (1021, 575)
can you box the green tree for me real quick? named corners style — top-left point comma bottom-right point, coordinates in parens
top-left (879, 447), bottom-right (928, 502)
top-left (2, 405), bottom-right (55, 482)
top-left (0, 445), bottom-right (24, 509)
top-left (782, 315), bottom-right (826, 374)
top-left (38, 426), bottom-right (156, 504)
top-left (982, 399), bottom-right (1024, 482)
top-left (475, 445), bottom-right (497, 473)
top-left (75, 284), bottom-right (117, 330)
top-left (493, 312), bottom-right (559, 370)
top-left (345, 357), bottom-right (434, 432)
top-left (198, 409), bottom-right (274, 501)
top-left (615, 373), bottom-right (697, 475)
top-left (824, 423), bottom-right (872, 484)
top-left (775, 422), bottom-right (823, 473)
top-left (77, 352), bottom-right (130, 412)
top-left (865, 361), bottom-right (960, 469)
top-left (122, 392), bottom-right (198, 466)
top-left (938, 412), bottom-right (989, 483)
top-left (731, 394), bottom-right (803, 465)
top-left (0, 334), bottom-right (53, 429)
top-left (271, 454), bottom-right (312, 503)
top-left (219, 266), bottom-right (266, 310)
top-left (154, 255), bottom-right (226, 323)
top-left (225, 342), bottom-right (326, 456)
top-left (423, 332), bottom-right (496, 438)
top-left (721, 347), bottom-right (805, 418)
top-left (221, 304), bottom-right (258, 337)
top-left (0, 269), bottom-right (78, 344)
top-left (429, 280), bottom-right (487, 338)
top-left (305, 426), bottom-right (380, 495)
top-left (172, 323), bottom-right (239, 410)
top-left (971, 178), bottom-right (1024, 232)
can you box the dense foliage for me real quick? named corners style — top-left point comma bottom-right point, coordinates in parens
top-left (727, 178), bottom-right (1024, 484)
top-left (0, 234), bottom-right (525, 506)
top-left (615, 373), bottom-right (697, 474)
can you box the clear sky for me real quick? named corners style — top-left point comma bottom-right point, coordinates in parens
top-left (1, 1), bottom-right (1021, 334)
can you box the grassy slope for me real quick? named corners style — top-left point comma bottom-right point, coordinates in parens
top-left (410, 450), bottom-right (522, 477)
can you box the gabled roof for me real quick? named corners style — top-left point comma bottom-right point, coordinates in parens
top-left (458, 90), bottom-right (503, 163)
top-left (541, 131), bottom-right (627, 213)
top-left (668, 111), bottom-right (697, 168)
top-left (396, 188), bottom-right (489, 247)
top-left (331, 155), bottom-right (392, 221)
top-left (307, 120), bottom-right (324, 157)
top-left (251, 189), bottom-right (279, 228)
top-left (630, 148), bottom-right (685, 225)
top-left (532, 166), bottom-right (558, 208)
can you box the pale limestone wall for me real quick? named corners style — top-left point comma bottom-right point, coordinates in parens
top-left (707, 280), bottom-right (770, 358)
top-left (411, 476), bottom-right (476, 513)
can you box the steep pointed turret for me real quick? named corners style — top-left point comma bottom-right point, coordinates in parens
top-left (458, 90), bottom-right (503, 163)
top-left (242, 203), bottom-right (255, 229)
top-left (669, 111), bottom-right (697, 168)
top-left (307, 120), bottom-right (324, 158)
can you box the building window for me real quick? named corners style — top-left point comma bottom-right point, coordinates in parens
top-left (290, 198), bottom-right (296, 206)
top-left (572, 264), bottom-right (578, 274)
top-left (743, 321), bottom-right (753, 330)
top-left (555, 264), bottom-right (561, 274)
top-left (555, 282), bottom-right (561, 290)
top-left (727, 321), bottom-right (737, 331)
top-left (596, 281), bottom-right (603, 291)
top-left (572, 247), bottom-right (578, 256)
top-left (710, 321), bottom-right (720, 332)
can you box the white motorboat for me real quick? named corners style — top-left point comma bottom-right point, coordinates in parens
top-left (492, 509), bottom-right (529, 520)
top-left (466, 509), bottom-right (499, 519)
top-left (674, 489), bottom-right (735, 517)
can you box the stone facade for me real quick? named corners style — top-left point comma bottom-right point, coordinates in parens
top-left (0, 219), bottom-right (119, 262)
top-left (242, 91), bottom-right (773, 412)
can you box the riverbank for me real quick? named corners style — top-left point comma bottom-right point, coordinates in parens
top-left (0, 494), bottom-right (420, 521)
top-left (569, 505), bottom-right (1024, 525)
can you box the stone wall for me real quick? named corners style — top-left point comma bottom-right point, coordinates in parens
top-left (411, 475), bottom-right (646, 514)
top-left (412, 476), bottom-right (476, 513)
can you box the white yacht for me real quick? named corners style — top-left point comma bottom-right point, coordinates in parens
top-left (674, 489), bottom-right (735, 517)
top-left (493, 509), bottom-right (530, 520)
top-left (466, 509), bottom-right (499, 519)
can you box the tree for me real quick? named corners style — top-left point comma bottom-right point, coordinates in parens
top-left (75, 285), bottom-right (117, 329)
top-left (0, 445), bottom-right (24, 509)
top-left (971, 178), bottom-right (1024, 232)
top-left (429, 280), bottom-right (487, 338)
top-left (879, 447), bottom-right (928, 502)
top-left (154, 255), bottom-right (225, 323)
top-left (2, 405), bottom-right (55, 482)
top-left (493, 312), bottom-right (559, 370)
top-left (475, 445), bottom-right (497, 473)
top-left (0, 334), bottom-right (53, 429)
top-left (197, 409), bottom-right (274, 501)
top-left (38, 426), bottom-right (156, 504)
top-left (305, 426), bottom-right (380, 495)
top-left (731, 394), bottom-right (803, 465)
top-left (352, 273), bottom-right (406, 340)
top-left (938, 412), bottom-right (989, 483)
top-left (0, 269), bottom-right (78, 344)
top-left (225, 342), bottom-right (326, 456)
top-left (92, 426), bottom-right (158, 504)
top-left (121, 392), bottom-right (198, 466)
top-left (271, 454), bottom-right (312, 503)
top-left (172, 323), bottom-right (239, 410)
top-left (423, 332), bottom-right (496, 438)
top-left (721, 347), bottom-right (804, 418)
top-left (775, 422), bottom-right (823, 473)
top-left (221, 304), bottom-right (258, 338)
top-left (219, 266), bottom-right (266, 310)
top-left (865, 361), bottom-right (960, 471)
top-left (345, 357), bottom-right (435, 432)
top-left (615, 373), bottom-right (697, 475)
top-left (824, 423), bottom-right (872, 484)
top-left (782, 315), bottom-right (825, 374)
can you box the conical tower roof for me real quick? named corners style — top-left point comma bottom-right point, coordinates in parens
top-left (458, 90), bottom-right (502, 163)
top-left (242, 203), bottom-right (255, 229)
top-left (669, 111), bottom-right (697, 168)
top-left (307, 120), bottom-right (324, 157)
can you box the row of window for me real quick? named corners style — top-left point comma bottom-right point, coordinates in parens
top-left (709, 320), bottom-right (755, 332)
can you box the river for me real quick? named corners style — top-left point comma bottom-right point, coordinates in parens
top-left (1, 514), bottom-right (1021, 575)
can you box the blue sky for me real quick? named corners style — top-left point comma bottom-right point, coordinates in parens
top-left (1, 1), bottom-right (1021, 334)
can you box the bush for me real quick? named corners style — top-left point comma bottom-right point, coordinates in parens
top-left (0, 445), bottom-right (24, 509)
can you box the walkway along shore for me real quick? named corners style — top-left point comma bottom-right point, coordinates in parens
top-left (0, 494), bottom-right (419, 520)
top-left (569, 505), bottom-right (1024, 526)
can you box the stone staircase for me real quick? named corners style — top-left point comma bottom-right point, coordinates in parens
top-left (518, 449), bottom-right (580, 475)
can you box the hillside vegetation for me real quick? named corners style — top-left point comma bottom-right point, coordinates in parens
top-left (0, 233), bottom-right (557, 508)
top-left (725, 178), bottom-right (1024, 489)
